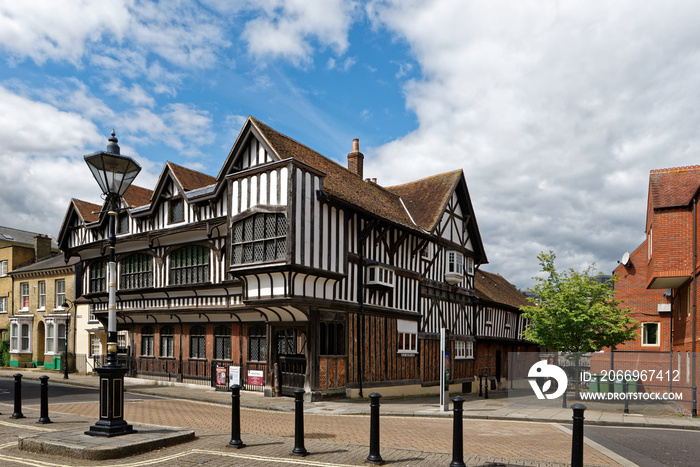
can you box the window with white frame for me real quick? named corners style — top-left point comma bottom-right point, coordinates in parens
top-left (10, 322), bottom-right (18, 351)
top-left (0, 260), bottom-right (7, 276)
top-left (455, 340), bottom-right (474, 359)
top-left (445, 250), bottom-right (464, 285)
top-left (44, 318), bottom-right (67, 354)
top-left (397, 319), bottom-right (418, 354)
top-left (55, 279), bottom-right (65, 309)
top-left (642, 322), bottom-right (660, 346)
top-left (20, 282), bottom-right (29, 310)
top-left (38, 281), bottom-right (46, 310)
top-left (0, 296), bottom-right (7, 313)
top-left (90, 333), bottom-right (101, 357)
top-left (46, 322), bottom-right (54, 353)
top-left (10, 318), bottom-right (32, 352)
top-left (466, 257), bottom-right (474, 275)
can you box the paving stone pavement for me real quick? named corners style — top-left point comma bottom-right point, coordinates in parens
top-left (0, 371), bottom-right (638, 465)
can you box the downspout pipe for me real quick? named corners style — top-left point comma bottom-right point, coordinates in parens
top-left (357, 219), bottom-right (365, 399)
top-left (693, 196), bottom-right (697, 407)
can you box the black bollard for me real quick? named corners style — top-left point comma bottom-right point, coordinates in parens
top-left (227, 384), bottom-right (244, 448)
top-left (37, 375), bottom-right (52, 424)
top-left (693, 386), bottom-right (697, 418)
top-left (623, 380), bottom-right (629, 414)
top-left (450, 396), bottom-right (466, 467)
top-left (571, 403), bottom-right (586, 467)
top-left (484, 376), bottom-right (489, 400)
top-left (562, 390), bottom-right (567, 409)
top-left (291, 388), bottom-right (307, 456)
top-left (11, 373), bottom-right (24, 419)
top-left (366, 392), bottom-right (383, 464)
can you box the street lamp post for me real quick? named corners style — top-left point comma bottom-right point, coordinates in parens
top-left (84, 130), bottom-right (140, 437)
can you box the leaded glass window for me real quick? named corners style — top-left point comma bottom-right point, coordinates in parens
top-left (190, 325), bottom-right (206, 359)
top-left (214, 325), bottom-right (231, 360)
top-left (276, 328), bottom-right (296, 355)
top-left (89, 262), bottom-right (106, 293)
top-left (232, 213), bottom-right (287, 265)
top-left (170, 198), bottom-right (184, 223)
top-left (160, 325), bottom-right (174, 357)
top-left (249, 325), bottom-right (266, 362)
top-left (141, 326), bottom-right (154, 356)
top-left (121, 253), bottom-right (153, 289)
top-left (170, 246), bottom-right (209, 285)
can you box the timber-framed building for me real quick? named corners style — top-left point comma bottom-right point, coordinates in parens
top-left (58, 117), bottom-right (531, 399)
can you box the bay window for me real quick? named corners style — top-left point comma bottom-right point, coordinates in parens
top-left (231, 213), bottom-right (287, 265)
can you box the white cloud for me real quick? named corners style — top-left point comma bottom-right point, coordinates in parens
top-left (103, 79), bottom-right (156, 107)
top-left (239, 0), bottom-right (357, 64)
top-left (368, 0), bottom-right (700, 288)
top-left (115, 104), bottom-right (214, 157)
top-left (0, 1), bottom-right (129, 65)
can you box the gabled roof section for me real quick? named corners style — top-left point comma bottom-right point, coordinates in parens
top-left (0, 225), bottom-right (58, 249)
top-left (71, 199), bottom-right (101, 224)
top-left (649, 165), bottom-right (700, 210)
top-left (249, 117), bottom-right (417, 229)
top-left (167, 161), bottom-right (216, 192)
top-left (122, 185), bottom-right (153, 209)
top-left (385, 170), bottom-right (462, 232)
top-left (474, 270), bottom-right (530, 310)
top-left (144, 161), bottom-right (216, 210)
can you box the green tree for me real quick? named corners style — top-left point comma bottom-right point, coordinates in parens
top-left (521, 251), bottom-right (638, 352)
top-left (0, 337), bottom-right (9, 367)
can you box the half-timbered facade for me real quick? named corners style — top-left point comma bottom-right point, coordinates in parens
top-left (59, 117), bottom-right (530, 399)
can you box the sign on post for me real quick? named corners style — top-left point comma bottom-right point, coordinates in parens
top-left (248, 369), bottom-right (264, 386)
top-left (229, 366), bottom-right (241, 388)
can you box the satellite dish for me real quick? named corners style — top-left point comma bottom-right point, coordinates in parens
top-left (620, 252), bottom-right (631, 267)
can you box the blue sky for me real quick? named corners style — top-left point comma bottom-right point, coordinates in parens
top-left (3, 1), bottom-right (700, 289)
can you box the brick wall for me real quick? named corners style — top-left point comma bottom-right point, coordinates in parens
top-left (613, 240), bottom-right (672, 351)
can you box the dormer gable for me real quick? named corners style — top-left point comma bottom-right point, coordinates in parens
top-left (386, 170), bottom-right (487, 265)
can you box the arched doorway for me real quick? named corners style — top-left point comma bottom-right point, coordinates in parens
top-left (36, 321), bottom-right (45, 366)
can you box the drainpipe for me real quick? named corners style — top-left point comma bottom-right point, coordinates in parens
top-left (357, 219), bottom-right (365, 399)
top-left (693, 197), bottom-right (697, 398)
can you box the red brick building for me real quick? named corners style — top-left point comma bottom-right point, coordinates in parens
top-left (615, 165), bottom-right (700, 353)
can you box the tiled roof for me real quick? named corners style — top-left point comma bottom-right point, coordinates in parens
top-left (71, 199), bottom-right (101, 223)
top-left (167, 161), bottom-right (216, 192)
top-left (0, 226), bottom-right (58, 248)
top-left (10, 253), bottom-right (79, 274)
top-left (250, 118), bottom-right (417, 230)
top-left (386, 170), bottom-right (462, 232)
top-left (649, 165), bottom-right (700, 209)
top-left (123, 185), bottom-right (153, 209)
top-left (474, 270), bottom-right (530, 309)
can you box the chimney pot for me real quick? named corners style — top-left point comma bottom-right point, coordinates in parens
top-left (347, 138), bottom-right (364, 178)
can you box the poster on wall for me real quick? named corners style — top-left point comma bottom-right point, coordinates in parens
top-left (229, 366), bottom-right (241, 388)
top-left (248, 369), bottom-right (264, 386)
top-left (216, 366), bottom-right (227, 386)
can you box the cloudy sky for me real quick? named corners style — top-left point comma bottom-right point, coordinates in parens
top-left (1, 0), bottom-right (698, 290)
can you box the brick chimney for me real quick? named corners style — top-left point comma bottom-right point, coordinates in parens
top-left (347, 138), bottom-right (364, 178)
top-left (34, 235), bottom-right (52, 261)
